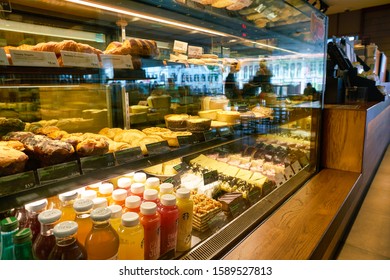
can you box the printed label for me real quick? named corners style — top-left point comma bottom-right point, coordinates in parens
top-left (0, 48), bottom-right (9, 65)
top-left (10, 49), bottom-right (59, 67)
top-left (173, 40), bottom-right (188, 53)
top-left (100, 54), bottom-right (133, 69)
top-left (188, 45), bottom-right (203, 58)
top-left (60, 50), bottom-right (99, 68)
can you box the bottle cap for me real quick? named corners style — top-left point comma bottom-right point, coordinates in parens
top-left (125, 196), bottom-right (141, 209)
top-left (112, 189), bottom-right (127, 202)
top-left (133, 172), bottom-right (146, 183)
top-left (145, 177), bottom-right (160, 189)
top-left (140, 202), bottom-right (157, 215)
top-left (53, 221), bottom-right (78, 238)
top-left (13, 228), bottom-right (32, 244)
top-left (90, 207), bottom-right (112, 222)
top-left (108, 205), bottom-right (122, 219)
top-left (131, 183), bottom-right (145, 195)
top-left (159, 183), bottom-right (173, 194)
top-left (117, 177), bottom-right (132, 189)
top-left (58, 190), bottom-right (78, 202)
top-left (87, 182), bottom-right (102, 190)
top-left (124, 172), bottom-right (135, 178)
top-left (121, 212), bottom-right (139, 227)
top-left (0, 216), bottom-right (19, 232)
top-left (161, 194), bottom-right (176, 206)
top-left (25, 199), bottom-right (48, 213)
top-left (38, 209), bottom-right (62, 224)
top-left (143, 189), bottom-right (158, 201)
top-left (99, 183), bottom-right (114, 195)
top-left (73, 198), bottom-right (94, 212)
top-left (80, 190), bottom-right (97, 200)
top-left (175, 188), bottom-right (190, 199)
top-left (92, 197), bottom-right (108, 209)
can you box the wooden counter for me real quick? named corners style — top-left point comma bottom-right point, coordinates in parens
top-left (223, 98), bottom-right (390, 260)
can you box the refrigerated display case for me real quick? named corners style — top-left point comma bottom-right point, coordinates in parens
top-left (0, 0), bottom-right (327, 260)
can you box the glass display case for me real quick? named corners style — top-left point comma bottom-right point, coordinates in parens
top-left (0, 0), bottom-right (327, 260)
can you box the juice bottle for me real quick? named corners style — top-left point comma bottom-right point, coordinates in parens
top-left (175, 188), bottom-right (193, 252)
top-left (47, 195), bottom-right (61, 210)
top-left (158, 194), bottom-right (178, 256)
top-left (80, 189), bottom-right (97, 200)
top-left (33, 208), bottom-right (62, 260)
top-left (108, 205), bottom-right (122, 232)
top-left (117, 177), bottom-right (132, 196)
top-left (13, 207), bottom-right (27, 229)
top-left (73, 198), bottom-right (94, 246)
top-left (92, 197), bottom-right (108, 209)
top-left (0, 216), bottom-right (19, 260)
top-left (145, 177), bottom-right (160, 190)
top-left (98, 183), bottom-right (114, 205)
top-left (133, 172), bottom-right (146, 184)
top-left (139, 202), bottom-right (160, 260)
top-left (58, 190), bottom-right (78, 222)
top-left (24, 199), bottom-right (48, 242)
top-left (143, 189), bottom-right (160, 205)
top-left (130, 183), bottom-right (145, 199)
top-left (123, 196), bottom-right (141, 214)
top-left (13, 228), bottom-right (34, 260)
top-left (85, 207), bottom-right (119, 260)
top-left (158, 183), bottom-right (174, 199)
top-left (111, 189), bottom-right (128, 207)
top-left (117, 212), bottom-right (144, 260)
top-left (85, 181), bottom-right (102, 192)
top-left (49, 221), bottom-right (87, 260)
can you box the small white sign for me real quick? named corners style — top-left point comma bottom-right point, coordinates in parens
top-left (173, 40), bottom-right (188, 54)
top-left (275, 172), bottom-right (287, 187)
top-left (60, 50), bottom-right (99, 68)
top-left (100, 54), bottom-right (133, 69)
top-left (10, 49), bottom-right (59, 67)
top-left (284, 165), bottom-right (295, 180)
top-left (188, 45), bottom-right (203, 58)
top-left (291, 161), bottom-right (302, 174)
top-left (0, 48), bottom-right (9, 65)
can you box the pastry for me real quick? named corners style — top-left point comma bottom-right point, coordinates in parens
top-left (198, 109), bottom-right (221, 120)
top-left (0, 118), bottom-right (25, 137)
top-left (0, 146), bottom-right (29, 176)
top-left (186, 118), bottom-right (211, 132)
top-left (76, 138), bottom-right (109, 157)
top-left (211, 0), bottom-right (235, 8)
top-left (165, 114), bottom-right (190, 131)
top-left (216, 111), bottom-right (240, 124)
top-left (142, 127), bottom-right (171, 137)
top-left (138, 135), bottom-right (164, 155)
top-left (161, 131), bottom-right (192, 147)
top-left (0, 140), bottom-right (25, 151)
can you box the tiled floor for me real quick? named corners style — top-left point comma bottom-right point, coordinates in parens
top-left (336, 145), bottom-right (390, 260)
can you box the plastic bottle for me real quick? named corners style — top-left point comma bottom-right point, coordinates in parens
top-left (175, 188), bottom-right (193, 252)
top-left (98, 183), bottom-right (114, 205)
top-left (85, 207), bottom-right (119, 260)
top-left (145, 177), bottom-right (160, 190)
top-left (58, 190), bottom-right (78, 222)
top-left (107, 205), bottom-right (122, 232)
top-left (85, 181), bottom-right (102, 192)
top-left (33, 208), bottom-right (62, 260)
top-left (0, 216), bottom-right (19, 260)
top-left (92, 197), bottom-right (108, 209)
top-left (123, 196), bottom-right (141, 214)
top-left (117, 212), bottom-right (144, 260)
top-left (111, 189), bottom-right (128, 207)
top-left (73, 198), bottom-right (94, 247)
top-left (80, 189), bottom-right (97, 200)
top-left (130, 182), bottom-right (145, 199)
top-left (139, 202), bottom-right (160, 260)
top-left (13, 207), bottom-right (27, 229)
top-left (158, 182), bottom-right (174, 199)
top-left (13, 228), bottom-right (34, 260)
top-left (116, 177), bottom-right (132, 196)
top-left (49, 221), bottom-right (87, 260)
top-left (143, 189), bottom-right (160, 205)
top-left (158, 194), bottom-right (179, 256)
top-left (133, 172), bottom-right (146, 184)
top-left (24, 199), bottom-right (48, 242)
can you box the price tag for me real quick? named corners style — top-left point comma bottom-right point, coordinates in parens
top-left (218, 127), bottom-right (233, 137)
top-left (115, 147), bottom-right (143, 165)
top-left (146, 141), bottom-right (170, 156)
top-left (37, 161), bottom-right (80, 185)
top-left (173, 162), bottom-right (190, 173)
top-left (100, 54), bottom-right (133, 69)
top-left (291, 161), bottom-right (302, 174)
top-left (203, 169), bottom-right (218, 186)
top-left (10, 49), bottom-right (59, 67)
top-left (247, 187), bottom-right (262, 205)
top-left (275, 172), bottom-right (287, 187)
top-left (262, 181), bottom-right (276, 196)
top-left (80, 153), bottom-right (116, 174)
top-left (60, 50), bottom-right (100, 68)
top-left (0, 48), bottom-right (9, 65)
top-left (228, 198), bottom-right (247, 218)
top-left (173, 40), bottom-right (188, 54)
top-left (177, 135), bottom-right (191, 146)
top-left (203, 130), bottom-right (217, 141)
top-left (299, 155), bottom-right (310, 167)
top-left (0, 171), bottom-right (37, 197)
top-left (188, 46), bottom-right (203, 58)
top-left (163, 175), bottom-right (181, 187)
top-left (284, 165), bottom-right (295, 180)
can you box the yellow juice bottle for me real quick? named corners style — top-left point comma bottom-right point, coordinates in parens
top-left (175, 188), bottom-right (193, 252)
top-left (58, 190), bottom-right (78, 223)
top-left (73, 198), bottom-right (94, 246)
top-left (107, 205), bottom-right (122, 232)
top-left (117, 212), bottom-right (144, 260)
top-left (98, 183), bottom-right (114, 206)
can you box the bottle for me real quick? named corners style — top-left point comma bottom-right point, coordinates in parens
top-left (130, 183), bottom-right (145, 199)
top-left (80, 189), bottom-right (97, 201)
top-left (0, 216), bottom-right (19, 260)
top-left (58, 190), bottom-right (78, 222)
top-left (158, 182), bottom-right (174, 199)
top-left (158, 194), bottom-right (179, 256)
top-left (143, 189), bottom-right (160, 205)
top-left (98, 183), bottom-right (114, 205)
top-left (33, 208), bottom-right (62, 260)
top-left (24, 199), bottom-right (48, 243)
top-left (47, 195), bottom-right (61, 210)
top-left (123, 196), bottom-right (141, 214)
top-left (92, 197), bottom-right (108, 209)
top-left (85, 181), bottom-right (102, 192)
top-left (139, 202), bottom-right (160, 260)
top-left (117, 212), bottom-right (144, 260)
top-left (175, 188), bottom-right (193, 252)
top-left (145, 177), bottom-right (160, 190)
top-left (49, 221), bottom-right (87, 260)
top-left (117, 177), bottom-right (132, 196)
top-left (73, 198), bottom-right (94, 247)
top-left (111, 189), bottom-right (128, 207)
top-left (85, 207), bottom-right (119, 260)
top-left (13, 207), bottom-right (28, 229)
top-left (133, 172), bottom-right (147, 184)
top-left (13, 228), bottom-right (34, 260)
top-left (107, 205), bottom-right (122, 232)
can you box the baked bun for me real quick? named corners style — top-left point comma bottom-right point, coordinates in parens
top-left (76, 138), bottom-right (109, 157)
top-left (0, 146), bottom-right (29, 176)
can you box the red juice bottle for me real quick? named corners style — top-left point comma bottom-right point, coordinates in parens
top-left (123, 196), bottom-right (141, 214)
top-left (139, 202), bottom-right (160, 260)
top-left (158, 194), bottom-right (178, 257)
top-left (24, 199), bottom-right (48, 243)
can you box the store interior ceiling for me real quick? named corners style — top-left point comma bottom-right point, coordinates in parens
top-left (323, 0), bottom-right (390, 15)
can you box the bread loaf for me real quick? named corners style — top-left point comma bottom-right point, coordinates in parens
top-left (0, 146), bottom-right (29, 176)
top-left (76, 138), bottom-right (109, 157)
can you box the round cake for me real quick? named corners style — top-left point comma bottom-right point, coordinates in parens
top-left (186, 118), bottom-right (212, 132)
top-left (216, 111), bottom-right (240, 124)
top-left (164, 114), bottom-right (190, 131)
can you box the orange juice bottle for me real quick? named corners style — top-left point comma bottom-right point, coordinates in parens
top-left (117, 212), bottom-right (144, 260)
top-left (98, 183), bottom-right (114, 205)
top-left (73, 198), bottom-right (94, 246)
top-left (111, 189), bottom-right (127, 207)
top-left (133, 172), bottom-right (146, 184)
top-left (85, 207), bottom-right (119, 260)
top-left (158, 183), bottom-right (174, 199)
top-left (123, 196), bottom-right (141, 214)
top-left (107, 205), bottom-right (122, 232)
top-left (175, 188), bottom-right (193, 252)
top-left (85, 181), bottom-right (102, 192)
top-left (143, 189), bottom-right (160, 205)
top-left (117, 177), bottom-right (132, 196)
top-left (92, 197), bottom-right (108, 209)
top-left (145, 177), bottom-right (160, 190)
top-left (80, 189), bottom-right (97, 201)
top-left (130, 183), bottom-right (145, 199)
top-left (58, 190), bottom-right (78, 223)
top-left (139, 202), bottom-right (160, 260)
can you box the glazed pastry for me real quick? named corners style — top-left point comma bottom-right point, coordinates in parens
top-left (0, 146), bottom-right (29, 176)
